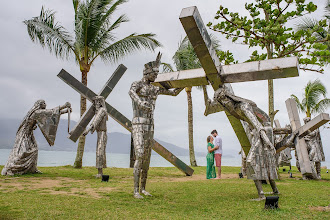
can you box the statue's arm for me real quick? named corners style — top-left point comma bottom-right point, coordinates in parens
top-left (128, 82), bottom-right (142, 103)
top-left (159, 87), bottom-right (184, 96)
top-left (204, 99), bottom-right (224, 116)
top-left (240, 103), bottom-right (274, 151)
top-left (84, 108), bottom-right (107, 135)
top-left (203, 86), bottom-right (224, 116)
top-left (128, 82), bottom-right (151, 111)
top-left (59, 102), bottom-right (72, 114)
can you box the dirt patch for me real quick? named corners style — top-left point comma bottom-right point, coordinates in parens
top-left (309, 205), bottom-right (330, 212)
top-left (151, 173), bottom-right (239, 182)
top-left (0, 177), bottom-right (115, 199)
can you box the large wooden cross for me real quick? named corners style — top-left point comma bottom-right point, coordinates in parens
top-left (57, 65), bottom-right (194, 176)
top-left (153, 6), bottom-right (299, 156)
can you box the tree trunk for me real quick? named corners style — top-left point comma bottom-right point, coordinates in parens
top-left (266, 41), bottom-right (276, 126)
top-left (186, 87), bottom-right (197, 167)
top-left (73, 70), bottom-right (88, 168)
top-left (268, 79), bottom-right (275, 125)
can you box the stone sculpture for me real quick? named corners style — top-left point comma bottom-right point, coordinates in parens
top-left (129, 53), bottom-right (183, 199)
top-left (277, 145), bottom-right (292, 169)
top-left (205, 85), bottom-right (279, 200)
top-left (273, 123), bottom-right (292, 169)
top-left (58, 67), bottom-right (194, 176)
top-left (239, 148), bottom-right (247, 176)
top-left (303, 117), bottom-right (325, 179)
top-left (83, 96), bottom-right (108, 178)
top-left (1, 100), bottom-right (71, 176)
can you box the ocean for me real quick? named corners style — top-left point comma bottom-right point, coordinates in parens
top-left (0, 149), bottom-right (242, 168)
top-left (1, 149), bottom-right (329, 169)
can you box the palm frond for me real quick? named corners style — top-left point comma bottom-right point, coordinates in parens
top-left (296, 17), bottom-right (326, 40)
top-left (90, 14), bottom-right (128, 53)
top-left (23, 7), bottom-right (75, 59)
top-left (325, 0), bottom-right (330, 19)
top-left (100, 0), bottom-right (128, 25)
top-left (95, 33), bottom-right (162, 64)
top-left (304, 79), bottom-right (327, 110)
top-left (173, 34), bottom-right (221, 71)
top-left (290, 94), bottom-right (305, 113)
top-left (313, 98), bottom-right (330, 114)
top-left (161, 62), bottom-right (174, 73)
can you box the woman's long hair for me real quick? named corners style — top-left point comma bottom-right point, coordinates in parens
top-left (17, 100), bottom-right (45, 134)
top-left (207, 135), bottom-right (212, 143)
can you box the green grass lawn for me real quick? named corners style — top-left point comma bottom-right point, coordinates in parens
top-left (0, 165), bottom-right (329, 219)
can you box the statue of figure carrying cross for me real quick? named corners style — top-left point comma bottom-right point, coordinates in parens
top-left (205, 85), bottom-right (280, 200)
top-left (129, 53), bottom-right (184, 199)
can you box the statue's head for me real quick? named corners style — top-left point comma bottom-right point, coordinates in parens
top-left (214, 85), bottom-right (227, 100)
top-left (143, 52), bottom-right (162, 82)
top-left (35, 99), bottom-right (46, 109)
top-left (303, 117), bottom-right (311, 124)
top-left (93, 96), bottom-right (105, 110)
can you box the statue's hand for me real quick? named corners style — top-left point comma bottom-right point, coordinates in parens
top-left (82, 129), bottom-right (89, 136)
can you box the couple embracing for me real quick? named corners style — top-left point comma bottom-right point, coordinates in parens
top-left (206, 130), bottom-right (222, 179)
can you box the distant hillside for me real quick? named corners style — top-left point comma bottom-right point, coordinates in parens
top-left (0, 118), bottom-right (205, 157)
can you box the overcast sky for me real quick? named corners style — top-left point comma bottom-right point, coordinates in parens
top-left (0, 0), bottom-right (329, 160)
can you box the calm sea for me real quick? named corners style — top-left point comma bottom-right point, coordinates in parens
top-left (1, 149), bottom-right (329, 168)
top-left (0, 149), bottom-right (242, 168)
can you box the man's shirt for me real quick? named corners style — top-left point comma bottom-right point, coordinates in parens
top-left (214, 135), bottom-right (222, 154)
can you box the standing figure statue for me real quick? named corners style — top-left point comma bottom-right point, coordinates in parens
top-left (204, 85), bottom-right (279, 200)
top-left (129, 53), bottom-right (183, 199)
top-left (1, 100), bottom-right (71, 176)
top-left (83, 96), bottom-right (108, 178)
top-left (303, 117), bottom-right (325, 179)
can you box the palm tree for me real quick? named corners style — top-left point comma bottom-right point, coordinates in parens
top-left (291, 79), bottom-right (330, 118)
top-left (172, 37), bottom-right (202, 167)
top-left (24, 0), bottom-right (161, 168)
top-left (163, 36), bottom-right (224, 167)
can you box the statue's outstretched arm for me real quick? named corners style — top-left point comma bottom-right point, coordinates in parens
top-left (159, 87), bottom-right (184, 96)
top-left (203, 87), bottom-right (224, 116)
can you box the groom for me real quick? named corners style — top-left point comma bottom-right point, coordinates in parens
top-left (211, 130), bottom-right (222, 179)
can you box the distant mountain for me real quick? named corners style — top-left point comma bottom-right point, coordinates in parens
top-left (0, 118), bottom-right (205, 157)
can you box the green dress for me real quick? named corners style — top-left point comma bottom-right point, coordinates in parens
top-left (206, 142), bottom-right (216, 179)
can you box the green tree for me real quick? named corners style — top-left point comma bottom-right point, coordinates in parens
top-left (296, 0), bottom-right (330, 60)
top-left (163, 36), bottom-right (235, 167)
top-left (207, 0), bottom-right (330, 124)
top-left (291, 79), bottom-right (330, 118)
top-left (24, 0), bottom-right (161, 168)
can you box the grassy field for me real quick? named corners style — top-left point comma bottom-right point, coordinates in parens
top-left (0, 165), bottom-right (329, 219)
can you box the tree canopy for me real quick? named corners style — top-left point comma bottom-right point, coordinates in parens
top-left (207, 0), bottom-right (330, 73)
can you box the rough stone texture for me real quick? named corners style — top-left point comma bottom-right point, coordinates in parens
top-left (1, 100), bottom-right (70, 176)
top-left (129, 53), bottom-right (183, 199)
